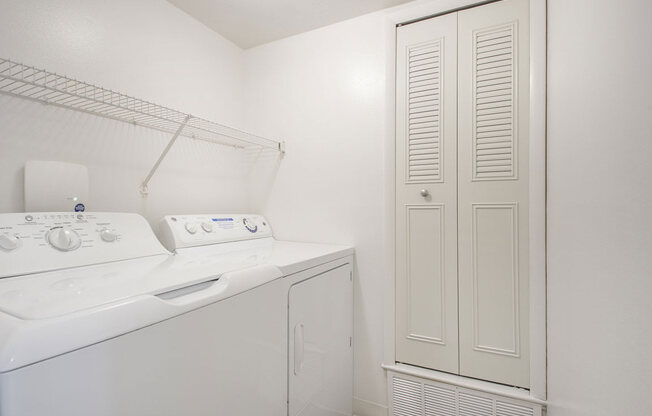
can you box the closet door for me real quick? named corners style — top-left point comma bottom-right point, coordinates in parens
top-left (395, 12), bottom-right (459, 374)
top-left (457, 0), bottom-right (530, 387)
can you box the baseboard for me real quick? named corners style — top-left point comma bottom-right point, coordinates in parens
top-left (353, 396), bottom-right (388, 416)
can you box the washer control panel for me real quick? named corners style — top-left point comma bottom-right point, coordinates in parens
top-left (0, 212), bottom-right (168, 279)
top-left (159, 214), bottom-right (272, 251)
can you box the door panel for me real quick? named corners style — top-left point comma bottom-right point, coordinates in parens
top-left (396, 11), bottom-right (459, 374)
top-left (406, 205), bottom-right (445, 344)
top-left (457, 0), bottom-right (530, 387)
top-left (289, 265), bottom-right (353, 416)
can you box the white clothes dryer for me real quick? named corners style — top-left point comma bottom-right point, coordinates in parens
top-left (160, 214), bottom-right (354, 416)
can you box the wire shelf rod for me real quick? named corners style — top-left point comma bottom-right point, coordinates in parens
top-left (139, 114), bottom-right (191, 197)
top-left (0, 57), bottom-right (284, 152)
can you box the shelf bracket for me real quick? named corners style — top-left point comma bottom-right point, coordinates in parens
top-left (139, 115), bottom-right (191, 197)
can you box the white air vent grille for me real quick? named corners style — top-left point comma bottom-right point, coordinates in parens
top-left (389, 373), bottom-right (542, 416)
top-left (393, 377), bottom-right (423, 415)
top-left (407, 40), bottom-right (442, 183)
top-left (472, 23), bottom-right (517, 180)
top-left (496, 400), bottom-right (534, 416)
top-left (459, 391), bottom-right (493, 415)
top-left (424, 384), bottom-right (456, 416)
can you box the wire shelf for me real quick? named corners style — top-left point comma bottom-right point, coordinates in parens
top-left (0, 57), bottom-right (283, 152)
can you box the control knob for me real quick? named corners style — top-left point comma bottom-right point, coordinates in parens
top-left (242, 218), bottom-right (258, 233)
top-left (100, 228), bottom-right (118, 242)
top-left (47, 227), bottom-right (82, 251)
top-left (0, 234), bottom-right (20, 251)
top-left (185, 222), bottom-right (198, 234)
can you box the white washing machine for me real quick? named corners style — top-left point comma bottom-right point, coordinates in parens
top-left (0, 212), bottom-right (353, 416)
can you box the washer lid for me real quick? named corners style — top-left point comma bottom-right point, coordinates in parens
top-left (0, 253), bottom-right (283, 373)
top-left (0, 255), bottom-right (169, 320)
top-left (0, 246), bottom-right (277, 320)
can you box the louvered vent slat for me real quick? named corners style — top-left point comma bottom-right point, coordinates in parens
top-left (424, 385), bottom-right (456, 416)
top-left (495, 401), bottom-right (534, 416)
top-left (477, 113), bottom-right (512, 123)
top-left (410, 142), bottom-right (439, 149)
top-left (459, 391), bottom-right (494, 416)
top-left (411, 79), bottom-right (440, 89)
top-left (411, 125), bottom-right (439, 132)
top-left (411, 156), bottom-right (439, 162)
top-left (411, 122), bottom-right (439, 129)
top-left (411, 62), bottom-right (441, 72)
top-left (473, 23), bottom-right (517, 180)
top-left (411, 89), bottom-right (440, 98)
top-left (410, 72), bottom-right (440, 81)
top-left (406, 39), bottom-right (443, 183)
top-left (392, 377), bottom-right (423, 416)
top-left (410, 111), bottom-right (439, 118)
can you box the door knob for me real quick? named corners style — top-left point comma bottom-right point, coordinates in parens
top-left (420, 189), bottom-right (430, 197)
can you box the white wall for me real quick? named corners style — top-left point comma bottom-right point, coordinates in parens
top-left (0, 0), bottom-right (250, 226)
top-left (2, 0), bottom-right (651, 414)
top-left (243, 12), bottom-right (392, 413)
top-left (244, 0), bottom-right (652, 415)
top-left (547, 0), bottom-right (652, 414)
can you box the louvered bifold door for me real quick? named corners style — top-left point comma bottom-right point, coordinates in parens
top-left (457, 0), bottom-right (530, 388)
top-left (395, 12), bottom-right (459, 374)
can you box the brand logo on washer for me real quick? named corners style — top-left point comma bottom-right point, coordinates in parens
top-left (74, 203), bottom-right (86, 212)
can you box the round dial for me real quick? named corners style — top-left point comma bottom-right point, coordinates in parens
top-left (201, 222), bottom-right (213, 233)
top-left (242, 218), bottom-right (258, 233)
top-left (0, 234), bottom-right (20, 251)
top-left (100, 228), bottom-right (118, 242)
top-left (185, 222), bottom-right (198, 234)
top-left (47, 227), bottom-right (82, 251)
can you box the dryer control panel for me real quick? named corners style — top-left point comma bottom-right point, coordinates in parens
top-left (0, 212), bottom-right (168, 279)
top-left (159, 214), bottom-right (272, 251)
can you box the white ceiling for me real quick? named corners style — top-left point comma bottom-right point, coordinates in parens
top-left (167, 0), bottom-right (414, 49)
